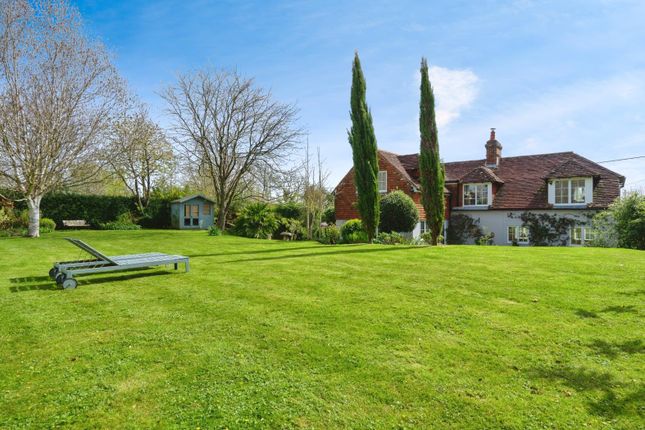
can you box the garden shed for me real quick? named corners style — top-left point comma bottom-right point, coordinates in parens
top-left (170, 195), bottom-right (215, 230)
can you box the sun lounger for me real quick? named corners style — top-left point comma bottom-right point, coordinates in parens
top-left (49, 238), bottom-right (189, 289)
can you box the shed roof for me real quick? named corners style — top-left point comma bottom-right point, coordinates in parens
top-left (171, 194), bottom-right (216, 204)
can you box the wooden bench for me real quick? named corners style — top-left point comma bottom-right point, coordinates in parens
top-left (62, 220), bottom-right (91, 228)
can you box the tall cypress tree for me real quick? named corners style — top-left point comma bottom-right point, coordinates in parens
top-left (419, 58), bottom-right (445, 245)
top-left (348, 52), bottom-right (379, 241)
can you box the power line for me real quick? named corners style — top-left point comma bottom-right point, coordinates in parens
top-left (597, 155), bottom-right (645, 163)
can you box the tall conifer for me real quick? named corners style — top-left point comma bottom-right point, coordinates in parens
top-left (419, 58), bottom-right (445, 245)
top-left (348, 52), bottom-right (379, 241)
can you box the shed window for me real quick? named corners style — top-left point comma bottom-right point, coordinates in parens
top-left (184, 204), bottom-right (199, 227)
top-left (203, 203), bottom-right (211, 215)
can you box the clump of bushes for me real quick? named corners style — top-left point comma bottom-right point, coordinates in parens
top-left (379, 191), bottom-right (419, 233)
top-left (317, 224), bottom-right (340, 244)
top-left (447, 214), bottom-right (483, 244)
top-left (99, 213), bottom-right (141, 230)
top-left (592, 192), bottom-right (645, 250)
top-left (233, 203), bottom-right (279, 239)
top-left (340, 219), bottom-right (368, 243)
top-left (374, 231), bottom-right (406, 245)
top-left (208, 225), bottom-right (222, 236)
top-left (39, 217), bottom-right (56, 233)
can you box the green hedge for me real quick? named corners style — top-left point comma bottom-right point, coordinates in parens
top-left (2, 189), bottom-right (173, 229)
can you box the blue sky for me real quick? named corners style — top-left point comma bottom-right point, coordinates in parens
top-left (77, 0), bottom-right (645, 189)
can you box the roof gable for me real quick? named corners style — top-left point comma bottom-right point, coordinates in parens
top-left (460, 166), bottom-right (504, 184)
top-left (545, 159), bottom-right (601, 179)
top-left (171, 194), bottom-right (216, 204)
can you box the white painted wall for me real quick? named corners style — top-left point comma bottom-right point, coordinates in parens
top-left (451, 209), bottom-right (598, 245)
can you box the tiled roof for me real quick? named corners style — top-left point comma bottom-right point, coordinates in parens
top-left (380, 150), bottom-right (451, 193)
top-left (545, 159), bottom-right (602, 179)
top-left (390, 151), bottom-right (624, 210)
top-left (460, 166), bottom-right (504, 184)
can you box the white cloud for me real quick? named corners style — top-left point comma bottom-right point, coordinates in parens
top-left (415, 66), bottom-right (480, 128)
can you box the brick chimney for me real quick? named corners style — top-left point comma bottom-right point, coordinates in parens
top-left (485, 128), bottom-right (502, 168)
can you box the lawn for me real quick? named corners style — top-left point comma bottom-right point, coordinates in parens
top-left (0, 230), bottom-right (643, 429)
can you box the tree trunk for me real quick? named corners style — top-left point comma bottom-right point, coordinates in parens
top-left (26, 195), bottom-right (42, 238)
top-left (217, 201), bottom-right (227, 230)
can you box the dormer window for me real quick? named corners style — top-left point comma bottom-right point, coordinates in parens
top-left (463, 183), bottom-right (491, 207)
top-left (378, 171), bottom-right (387, 193)
top-left (551, 177), bottom-right (591, 205)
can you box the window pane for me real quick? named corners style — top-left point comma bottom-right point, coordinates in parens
top-left (584, 228), bottom-right (595, 242)
top-left (464, 185), bottom-right (476, 206)
top-left (184, 205), bottom-right (189, 217)
top-left (476, 184), bottom-right (489, 205)
top-left (519, 227), bottom-right (529, 243)
top-left (571, 179), bottom-right (585, 203)
top-left (555, 180), bottom-right (568, 204)
top-left (378, 171), bottom-right (387, 192)
top-left (191, 205), bottom-right (199, 217)
top-left (508, 226), bottom-right (516, 242)
top-left (571, 227), bottom-right (583, 245)
top-left (203, 203), bottom-right (211, 215)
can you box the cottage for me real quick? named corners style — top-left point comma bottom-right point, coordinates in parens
top-left (170, 195), bottom-right (215, 230)
top-left (334, 130), bottom-right (626, 245)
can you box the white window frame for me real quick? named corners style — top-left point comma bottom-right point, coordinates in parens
top-left (570, 226), bottom-right (595, 246)
top-left (420, 220), bottom-right (427, 234)
top-left (378, 171), bottom-right (387, 193)
top-left (507, 226), bottom-right (529, 244)
top-left (550, 177), bottom-right (592, 206)
top-left (463, 182), bottom-right (491, 207)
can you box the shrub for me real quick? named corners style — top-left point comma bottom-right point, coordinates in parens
top-left (233, 203), bottom-right (279, 239)
top-left (0, 207), bottom-right (12, 230)
top-left (593, 192), bottom-right (645, 250)
top-left (322, 206), bottom-right (336, 224)
top-left (340, 219), bottom-right (364, 239)
top-left (476, 232), bottom-right (495, 246)
top-left (374, 231), bottom-right (406, 245)
top-left (39, 217), bottom-right (56, 233)
top-left (343, 230), bottom-right (369, 244)
top-left (208, 225), bottom-right (222, 236)
top-left (99, 212), bottom-right (141, 230)
top-left (421, 231), bottom-right (433, 245)
top-left (447, 214), bottom-right (483, 244)
top-left (274, 202), bottom-right (305, 220)
top-left (276, 217), bottom-right (306, 240)
top-left (317, 225), bottom-right (340, 244)
top-left (379, 191), bottom-right (419, 233)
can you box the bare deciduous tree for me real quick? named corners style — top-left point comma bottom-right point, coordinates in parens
top-left (107, 106), bottom-right (175, 213)
top-left (0, 0), bottom-right (123, 237)
top-left (162, 69), bottom-right (303, 230)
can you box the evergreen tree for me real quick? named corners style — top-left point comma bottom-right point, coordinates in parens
top-left (418, 58), bottom-right (445, 245)
top-left (348, 52), bottom-right (379, 241)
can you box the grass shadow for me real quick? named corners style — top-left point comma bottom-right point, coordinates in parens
top-left (575, 309), bottom-right (599, 319)
top-left (618, 289), bottom-right (645, 297)
top-left (587, 339), bottom-right (644, 359)
top-left (529, 365), bottom-right (644, 419)
top-left (9, 270), bottom-right (176, 293)
top-left (600, 305), bottom-right (638, 314)
top-left (10, 276), bottom-right (51, 284)
top-left (188, 245), bottom-right (332, 258)
top-left (222, 245), bottom-right (425, 264)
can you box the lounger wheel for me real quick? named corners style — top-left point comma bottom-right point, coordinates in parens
top-left (49, 267), bottom-right (59, 280)
top-left (55, 273), bottom-right (66, 285)
top-left (62, 278), bottom-right (78, 289)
